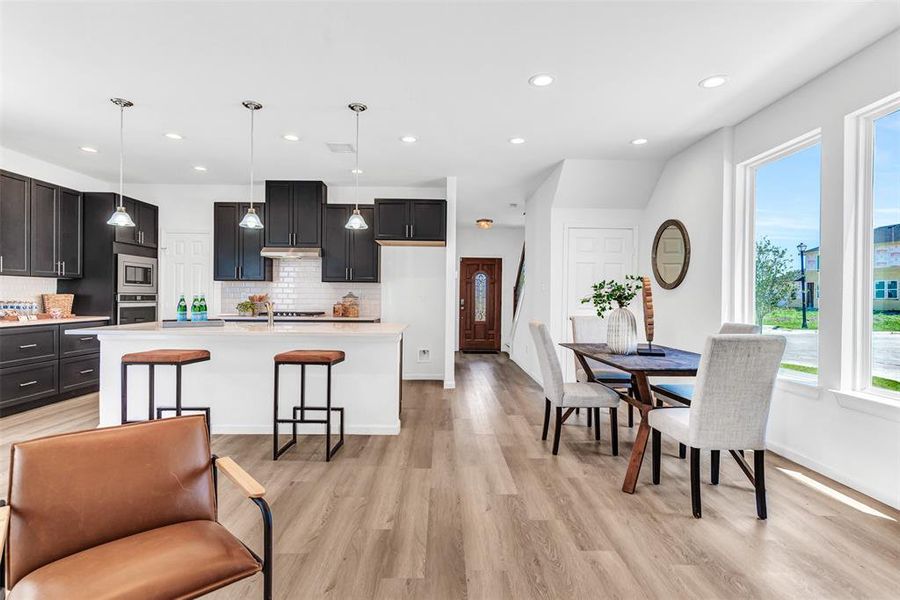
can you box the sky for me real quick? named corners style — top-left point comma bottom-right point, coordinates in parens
top-left (754, 108), bottom-right (900, 267)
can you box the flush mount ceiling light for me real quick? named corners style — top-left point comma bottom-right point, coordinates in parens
top-left (80, 146), bottom-right (98, 153)
top-left (509, 137), bottom-right (526, 145)
top-left (239, 101), bottom-right (264, 229)
top-left (351, 168), bottom-right (363, 174)
top-left (698, 74), bottom-right (728, 89)
top-left (345, 103), bottom-right (369, 230)
top-left (476, 218), bottom-right (494, 229)
top-left (399, 135), bottom-right (417, 144)
top-left (630, 138), bottom-right (649, 145)
top-left (164, 132), bottom-right (183, 140)
top-left (528, 73), bottom-right (555, 87)
top-left (105, 98), bottom-right (136, 228)
top-left (193, 165), bottom-right (208, 171)
top-left (282, 134), bottom-right (300, 142)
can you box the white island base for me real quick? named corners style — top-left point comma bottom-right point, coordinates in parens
top-left (67, 322), bottom-right (405, 435)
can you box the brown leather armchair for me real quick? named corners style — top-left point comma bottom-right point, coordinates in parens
top-left (0, 415), bottom-right (273, 600)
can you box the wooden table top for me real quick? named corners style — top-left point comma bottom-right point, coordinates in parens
top-left (559, 343), bottom-right (700, 375)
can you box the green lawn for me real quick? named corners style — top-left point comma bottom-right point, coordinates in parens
top-left (780, 363), bottom-right (900, 392)
top-left (763, 308), bottom-right (900, 332)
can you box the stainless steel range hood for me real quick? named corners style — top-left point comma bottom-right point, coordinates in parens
top-left (260, 247), bottom-right (321, 259)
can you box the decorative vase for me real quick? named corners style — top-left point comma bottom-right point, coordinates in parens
top-left (607, 306), bottom-right (638, 355)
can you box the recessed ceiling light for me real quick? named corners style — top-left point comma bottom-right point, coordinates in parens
top-left (698, 74), bottom-right (728, 89)
top-left (528, 73), bottom-right (555, 87)
top-left (164, 132), bottom-right (183, 140)
top-left (630, 138), bottom-right (649, 146)
top-left (351, 168), bottom-right (363, 174)
top-left (193, 165), bottom-right (207, 172)
top-left (400, 135), bottom-right (417, 144)
top-left (283, 134), bottom-right (300, 142)
top-left (509, 137), bottom-right (526, 145)
top-left (80, 146), bottom-right (98, 153)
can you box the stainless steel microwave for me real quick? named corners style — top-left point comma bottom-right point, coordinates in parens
top-left (117, 254), bottom-right (157, 294)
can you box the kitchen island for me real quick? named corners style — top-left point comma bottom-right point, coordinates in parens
top-left (66, 321), bottom-right (405, 435)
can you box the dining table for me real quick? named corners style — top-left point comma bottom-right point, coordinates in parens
top-left (559, 342), bottom-right (701, 494)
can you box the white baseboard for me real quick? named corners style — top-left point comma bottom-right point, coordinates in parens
top-left (443, 380), bottom-right (456, 389)
top-left (766, 440), bottom-right (899, 509)
top-left (403, 373), bottom-right (444, 380)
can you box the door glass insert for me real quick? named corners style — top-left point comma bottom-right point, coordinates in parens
top-left (474, 272), bottom-right (487, 322)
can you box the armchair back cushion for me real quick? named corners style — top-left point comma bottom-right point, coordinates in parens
top-left (689, 334), bottom-right (786, 450)
top-left (569, 316), bottom-right (610, 382)
top-left (719, 322), bottom-right (761, 334)
top-left (6, 415), bottom-right (216, 588)
top-left (529, 321), bottom-right (565, 404)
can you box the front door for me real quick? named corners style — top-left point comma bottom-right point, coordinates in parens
top-left (459, 258), bottom-right (502, 352)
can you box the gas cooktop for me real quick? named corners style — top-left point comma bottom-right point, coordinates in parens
top-left (264, 311), bottom-right (326, 318)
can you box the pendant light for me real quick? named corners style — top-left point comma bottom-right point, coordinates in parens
top-left (345, 102), bottom-right (368, 230)
top-left (239, 100), bottom-right (264, 229)
top-left (106, 98), bottom-right (136, 227)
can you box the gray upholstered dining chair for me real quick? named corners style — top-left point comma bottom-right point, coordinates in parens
top-left (529, 321), bottom-right (621, 455)
top-left (647, 333), bottom-right (785, 519)
top-left (569, 316), bottom-right (635, 428)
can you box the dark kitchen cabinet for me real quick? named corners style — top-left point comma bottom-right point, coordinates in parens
top-left (374, 199), bottom-right (446, 245)
top-left (113, 196), bottom-right (157, 249)
top-left (264, 181), bottom-right (325, 248)
top-left (30, 179), bottom-right (58, 277)
top-left (0, 170), bottom-right (31, 276)
top-left (213, 202), bottom-right (272, 281)
top-left (322, 205), bottom-right (379, 282)
top-left (57, 187), bottom-right (83, 278)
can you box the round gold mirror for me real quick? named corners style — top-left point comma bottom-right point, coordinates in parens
top-left (651, 219), bottom-right (690, 289)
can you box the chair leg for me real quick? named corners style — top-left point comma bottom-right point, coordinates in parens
top-left (541, 399), bottom-right (551, 441)
top-left (651, 429), bottom-right (661, 485)
top-left (120, 362), bottom-right (128, 424)
top-left (711, 450), bottom-right (720, 485)
top-left (627, 403), bottom-right (634, 427)
top-left (587, 407), bottom-right (593, 428)
top-left (609, 407), bottom-right (618, 456)
top-left (325, 364), bottom-right (333, 462)
top-left (272, 363), bottom-right (280, 460)
top-left (754, 450), bottom-right (767, 520)
top-left (552, 406), bottom-right (563, 455)
top-left (147, 364), bottom-right (155, 420)
top-left (679, 443), bottom-right (687, 459)
top-left (690, 447), bottom-right (702, 518)
top-left (593, 407), bottom-right (601, 441)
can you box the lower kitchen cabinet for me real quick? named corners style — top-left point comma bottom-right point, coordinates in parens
top-left (322, 205), bottom-right (379, 282)
top-left (59, 354), bottom-right (100, 394)
top-left (0, 360), bottom-right (59, 413)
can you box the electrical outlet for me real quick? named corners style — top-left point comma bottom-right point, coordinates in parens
top-left (418, 348), bottom-right (430, 363)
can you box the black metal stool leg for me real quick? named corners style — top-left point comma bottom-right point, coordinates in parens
top-left (121, 362), bottom-right (128, 424)
top-left (148, 364), bottom-right (155, 420)
top-left (175, 364), bottom-right (182, 416)
top-left (325, 364), bottom-right (332, 461)
top-left (273, 362), bottom-right (279, 460)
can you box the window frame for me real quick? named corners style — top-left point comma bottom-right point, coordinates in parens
top-left (843, 92), bottom-right (900, 398)
top-left (733, 128), bottom-right (823, 387)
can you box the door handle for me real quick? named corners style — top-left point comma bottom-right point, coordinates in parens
top-left (79, 369), bottom-right (95, 375)
top-left (234, 266), bottom-right (238, 279)
top-left (80, 337), bottom-right (95, 341)
top-left (239, 265), bottom-right (243, 279)
top-left (19, 380), bottom-right (38, 387)
top-left (349, 267), bottom-right (353, 280)
top-left (19, 344), bottom-right (38, 349)
top-left (62, 261), bottom-right (65, 276)
top-left (1, 255), bottom-right (4, 272)
top-left (410, 224), bottom-right (414, 238)
top-left (345, 267), bottom-right (349, 280)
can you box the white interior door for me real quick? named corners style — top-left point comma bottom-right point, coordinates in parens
top-left (161, 232), bottom-right (211, 320)
top-left (564, 227), bottom-right (636, 379)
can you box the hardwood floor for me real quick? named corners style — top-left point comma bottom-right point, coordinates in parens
top-left (2, 352), bottom-right (899, 598)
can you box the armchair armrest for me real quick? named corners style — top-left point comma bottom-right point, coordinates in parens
top-left (215, 457), bottom-right (265, 498)
top-left (0, 501), bottom-right (8, 555)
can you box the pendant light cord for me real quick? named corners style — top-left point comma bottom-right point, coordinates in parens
top-left (118, 104), bottom-right (125, 209)
top-left (249, 106), bottom-right (255, 209)
top-left (354, 109), bottom-right (360, 210)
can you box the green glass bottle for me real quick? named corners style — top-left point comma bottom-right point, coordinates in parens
top-left (199, 294), bottom-right (208, 321)
top-left (177, 294), bottom-right (187, 322)
top-left (191, 295), bottom-right (200, 321)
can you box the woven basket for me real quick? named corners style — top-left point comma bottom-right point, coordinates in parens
top-left (42, 294), bottom-right (74, 317)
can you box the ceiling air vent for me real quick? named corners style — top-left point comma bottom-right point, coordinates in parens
top-left (326, 142), bottom-right (355, 154)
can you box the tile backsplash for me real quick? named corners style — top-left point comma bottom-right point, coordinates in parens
top-left (0, 276), bottom-right (57, 306)
top-left (220, 259), bottom-right (381, 316)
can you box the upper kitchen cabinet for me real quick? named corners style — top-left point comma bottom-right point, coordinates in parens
top-left (113, 196), bottom-right (157, 249)
top-left (213, 202), bottom-right (272, 281)
top-left (29, 179), bottom-right (83, 279)
top-left (264, 181), bottom-right (325, 248)
top-left (374, 199), bottom-right (446, 246)
top-left (322, 204), bottom-right (379, 283)
top-left (57, 187), bottom-right (84, 278)
top-left (0, 170), bottom-right (31, 276)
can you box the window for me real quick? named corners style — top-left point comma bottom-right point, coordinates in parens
top-left (753, 142), bottom-right (822, 383)
top-left (871, 109), bottom-right (899, 392)
top-left (474, 272), bottom-right (487, 322)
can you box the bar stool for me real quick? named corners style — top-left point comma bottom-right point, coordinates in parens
top-left (273, 349), bottom-right (345, 462)
top-left (121, 349), bottom-right (212, 434)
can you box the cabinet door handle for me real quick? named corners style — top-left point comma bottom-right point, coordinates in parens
top-left (234, 266), bottom-right (238, 279)
top-left (410, 224), bottom-right (414, 238)
top-left (345, 267), bottom-right (349, 280)
top-left (79, 369), bottom-right (95, 375)
top-left (19, 343), bottom-right (38, 349)
top-left (1, 255), bottom-right (4, 272)
top-left (239, 265), bottom-right (242, 279)
top-left (80, 337), bottom-right (95, 341)
top-left (62, 261), bottom-right (66, 275)
top-left (19, 380), bottom-right (38, 387)
top-left (349, 267), bottom-right (353, 280)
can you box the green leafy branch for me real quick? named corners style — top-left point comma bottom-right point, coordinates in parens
top-left (580, 274), bottom-right (643, 318)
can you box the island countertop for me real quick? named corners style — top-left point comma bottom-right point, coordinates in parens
top-left (66, 321), bottom-right (406, 338)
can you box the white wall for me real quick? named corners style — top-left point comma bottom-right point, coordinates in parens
top-left (0, 146), bottom-right (113, 193)
top-left (455, 224), bottom-right (524, 352)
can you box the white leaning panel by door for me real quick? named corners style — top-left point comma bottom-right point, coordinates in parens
top-left (161, 232), bottom-right (212, 320)
top-left (564, 227), bottom-right (636, 381)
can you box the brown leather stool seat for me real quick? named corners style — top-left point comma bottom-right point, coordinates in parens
top-left (122, 349), bottom-right (211, 365)
top-left (274, 350), bottom-right (345, 365)
top-left (8, 520), bottom-right (260, 600)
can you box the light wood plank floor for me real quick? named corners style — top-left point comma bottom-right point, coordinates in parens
top-left (2, 353), bottom-right (899, 599)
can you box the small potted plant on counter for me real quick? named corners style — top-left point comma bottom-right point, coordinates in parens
top-left (236, 300), bottom-right (255, 317)
top-left (581, 274), bottom-right (643, 354)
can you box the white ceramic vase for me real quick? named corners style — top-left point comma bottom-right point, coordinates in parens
top-left (607, 306), bottom-right (638, 355)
